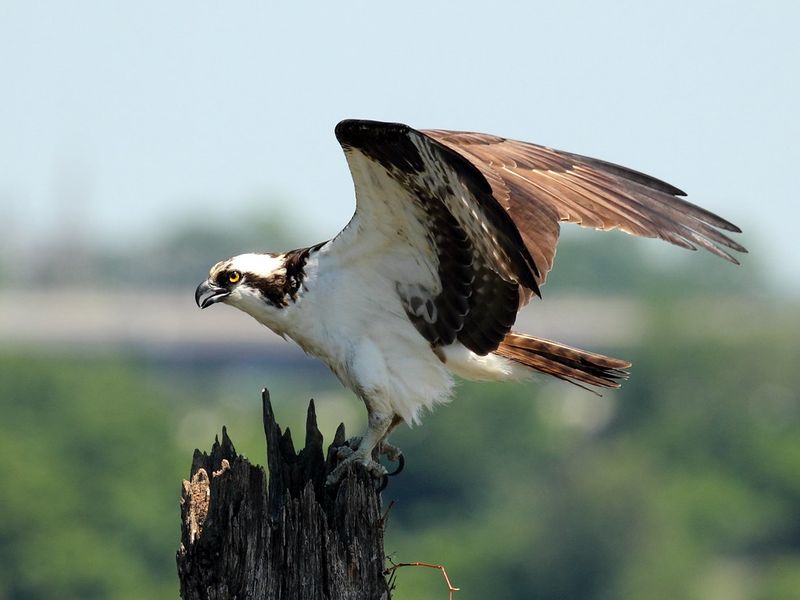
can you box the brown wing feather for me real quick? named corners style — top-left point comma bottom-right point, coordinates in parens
top-left (496, 332), bottom-right (630, 391)
top-left (423, 129), bottom-right (747, 291)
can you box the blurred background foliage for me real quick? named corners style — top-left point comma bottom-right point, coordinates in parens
top-left (1, 214), bottom-right (797, 600)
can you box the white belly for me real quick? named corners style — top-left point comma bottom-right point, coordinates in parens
top-left (282, 253), bottom-right (456, 425)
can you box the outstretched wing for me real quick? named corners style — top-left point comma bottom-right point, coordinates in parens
top-left (424, 129), bottom-right (747, 290)
top-left (332, 120), bottom-right (539, 355)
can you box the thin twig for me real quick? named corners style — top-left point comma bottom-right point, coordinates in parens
top-left (384, 559), bottom-right (460, 600)
top-left (380, 499), bottom-right (396, 525)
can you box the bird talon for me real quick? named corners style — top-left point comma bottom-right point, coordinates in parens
top-left (376, 440), bottom-right (404, 476)
top-left (376, 474), bottom-right (389, 493)
top-left (326, 447), bottom-right (388, 488)
top-left (336, 445), bottom-right (355, 460)
top-left (387, 453), bottom-right (405, 476)
top-left (345, 436), bottom-right (362, 450)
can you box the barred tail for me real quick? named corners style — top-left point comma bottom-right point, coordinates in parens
top-left (494, 332), bottom-right (631, 391)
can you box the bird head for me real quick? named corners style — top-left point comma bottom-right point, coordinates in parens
top-left (195, 253), bottom-right (294, 326)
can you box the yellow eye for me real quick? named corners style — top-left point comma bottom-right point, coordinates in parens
top-left (228, 271), bottom-right (241, 284)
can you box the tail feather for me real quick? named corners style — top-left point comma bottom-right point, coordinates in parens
top-left (495, 332), bottom-right (631, 392)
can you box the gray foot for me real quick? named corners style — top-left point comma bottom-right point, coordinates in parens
top-left (337, 436), bottom-right (404, 477)
top-left (326, 445), bottom-right (388, 487)
top-left (326, 435), bottom-right (405, 489)
top-left (380, 440), bottom-right (405, 476)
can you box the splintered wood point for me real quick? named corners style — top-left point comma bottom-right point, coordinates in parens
top-left (177, 387), bottom-right (390, 599)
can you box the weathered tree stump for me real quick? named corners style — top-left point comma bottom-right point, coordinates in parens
top-left (176, 389), bottom-right (391, 599)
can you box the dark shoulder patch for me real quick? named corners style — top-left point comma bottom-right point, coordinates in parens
top-left (283, 241), bottom-right (326, 300)
top-left (250, 243), bottom-right (325, 308)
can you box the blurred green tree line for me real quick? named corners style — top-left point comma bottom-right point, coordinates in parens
top-left (1, 230), bottom-right (798, 599)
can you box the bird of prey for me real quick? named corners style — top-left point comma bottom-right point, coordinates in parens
top-left (195, 119), bottom-right (746, 484)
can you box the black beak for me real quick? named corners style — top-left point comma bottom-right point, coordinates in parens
top-left (195, 280), bottom-right (229, 309)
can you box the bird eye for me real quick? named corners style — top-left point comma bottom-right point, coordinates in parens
top-left (228, 271), bottom-right (241, 284)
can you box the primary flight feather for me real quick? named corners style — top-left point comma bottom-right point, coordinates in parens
top-left (195, 119), bottom-right (746, 484)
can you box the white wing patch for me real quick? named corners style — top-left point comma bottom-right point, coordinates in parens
top-left (333, 149), bottom-right (443, 293)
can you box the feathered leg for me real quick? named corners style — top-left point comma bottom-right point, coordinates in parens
top-left (326, 341), bottom-right (408, 486)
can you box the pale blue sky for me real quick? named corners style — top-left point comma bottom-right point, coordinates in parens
top-left (1, 1), bottom-right (797, 289)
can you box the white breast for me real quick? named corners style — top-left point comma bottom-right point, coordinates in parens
top-left (279, 242), bottom-right (456, 425)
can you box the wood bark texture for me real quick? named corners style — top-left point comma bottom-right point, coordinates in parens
top-left (176, 389), bottom-right (391, 600)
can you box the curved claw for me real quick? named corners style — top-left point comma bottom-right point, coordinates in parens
top-left (386, 453), bottom-right (405, 477)
top-left (376, 473), bottom-right (389, 493)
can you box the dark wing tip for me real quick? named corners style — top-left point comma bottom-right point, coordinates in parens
top-left (722, 221), bottom-right (743, 234)
top-left (335, 119), bottom-right (412, 148)
top-left (565, 151), bottom-right (688, 197)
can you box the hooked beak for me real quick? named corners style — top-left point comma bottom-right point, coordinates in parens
top-left (195, 279), bottom-right (229, 309)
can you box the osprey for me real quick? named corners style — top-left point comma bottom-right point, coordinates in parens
top-left (195, 119), bottom-right (746, 484)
